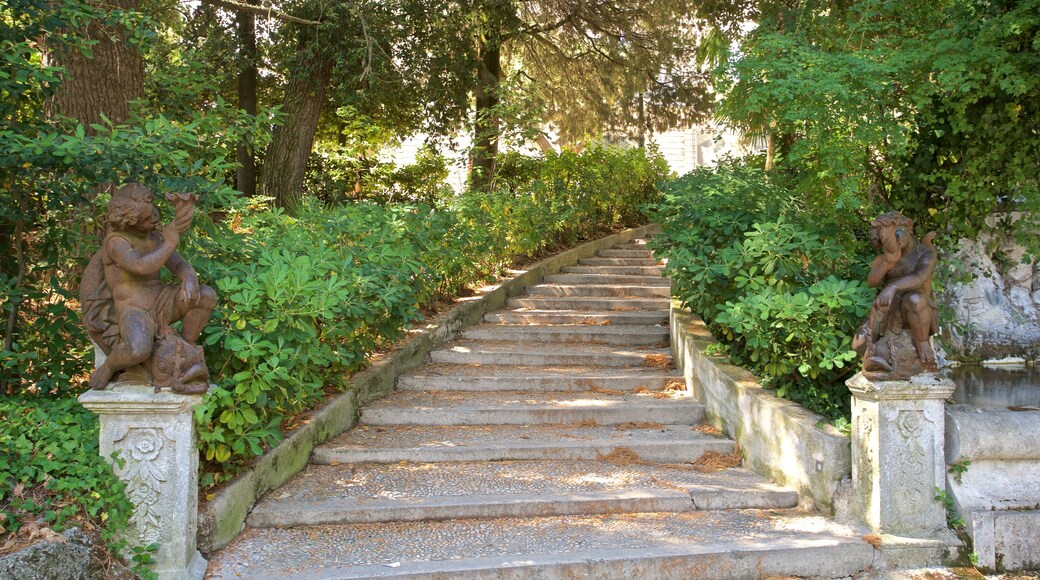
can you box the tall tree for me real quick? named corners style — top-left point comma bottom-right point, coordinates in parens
top-left (236, 2), bottom-right (258, 197)
top-left (44, 0), bottom-right (144, 130)
top-left (259, 34), bottom-right (332, 212)
top-left (465, 0), bottom-right (711, 188)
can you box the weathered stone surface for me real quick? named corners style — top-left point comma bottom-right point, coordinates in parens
top-left (945, 408), bottom-right (1040, 571)
top-left (847, 373), bottom-right (955, 538)
top-left (942, 222), bottom-right (1040, 360)
top-left (78, 384), bottom-right (207, 580)
top-left (197, 224), bottom-right (662, 554)
top-left (0, 528), bottom-right (101, 580)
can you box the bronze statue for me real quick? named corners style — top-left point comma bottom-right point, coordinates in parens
top-left (853, 211), bottom-right (939, 378)
top-left (80, 184), bottom-right (215, 393)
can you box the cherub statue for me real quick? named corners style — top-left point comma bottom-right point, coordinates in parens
top-left (80, 183), bottom-right (215, 393)
top-left (852, 211), bottom-right (939, 378)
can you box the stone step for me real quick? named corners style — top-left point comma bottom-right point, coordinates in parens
top-left (525, 283), bottom-right (670, 297)
top-left (562, 265), bottom-right (665, 276)
top-left (314, 424), bottom-right (732, 464)
top-left (484, 309), bottom-right (669, 325)
top-left (614, 240), bottom-right (651, 248)
top-left (578, 257), bottom-right (662, 266)
top-left (459, 324), bottom-right (668, 346)
top-left (507, 296), bottom-right (670, 311)
top-left (208, 510), bottom-right (875, 580)
top-left (428, 341), bottom-right (672, 367)
top-left (543, 273), bottom-right (671, 286)
top-left (397, 365), bottom-right (681, 392)
top-left (246, 460), bottom-right (797, 528)
top-left (596, 249), bottom-right (656, 258)
top-left (359, 389), bottom-right (701, 426)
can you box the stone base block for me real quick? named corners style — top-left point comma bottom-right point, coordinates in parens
top-left (967, 509), bottom-right (1040, 572)
top-left (875, 531), bottom-right (961, 570)
top-left (157, 550), bottom-right (207, 580)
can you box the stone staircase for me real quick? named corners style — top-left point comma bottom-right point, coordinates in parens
top-left (207, 239), bottom-right (876, 579)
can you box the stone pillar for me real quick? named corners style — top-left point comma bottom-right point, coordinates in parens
top-left (846, 372), bottom-right (955, 537)
top-left (79, 384), bottom-right (207, 580)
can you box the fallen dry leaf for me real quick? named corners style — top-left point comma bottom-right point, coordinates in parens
top-left (862, 534), bottom-right (882, 549)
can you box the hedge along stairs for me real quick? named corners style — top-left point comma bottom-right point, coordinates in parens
top-left (207, 239), bottom-right (876, 579)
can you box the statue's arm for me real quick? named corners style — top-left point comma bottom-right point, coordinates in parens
top-left (106, 233), bottom-right (178, 277)
top-left (166, 251), bottom-right (201, 304)
top-left (876, 248), bottom-right (937, 306)
top-left (867, 225), bottom-right (901, 287)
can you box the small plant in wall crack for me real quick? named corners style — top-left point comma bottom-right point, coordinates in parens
top-left (947, 457), bottom-right (971, 484)
top-left (934, 487), bottom-right (965, 529)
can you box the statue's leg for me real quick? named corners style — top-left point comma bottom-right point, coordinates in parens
top-left (88, 309), bottom-right (156, 389)
top-left (174, 285), bottom-right (217, 344)
top-left (903, 292), bottom-right (936, 366)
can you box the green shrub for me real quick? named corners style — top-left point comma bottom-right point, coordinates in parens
top-left (650, 162), bottom-right (874, 419)
top-left (0, 396), bottom-right (132, 548)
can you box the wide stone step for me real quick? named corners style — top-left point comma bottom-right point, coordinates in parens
top-left (507, 296), bottom-right (670, 311)
top-left (359, 389), bottom-right (701, 426)
top-left (397, 364), bottom-right (681, 392)
top-left (525, 283), bottom-right (670, 297)
top-left (314, 424), bottom-right (731, 463)
top-left (460, 324), bottom-right (668, 346)
top-left (562, 265), bottom-right (665, 276)
top-left (428, 341), bottom-right (672, 367)
top-left (578, 257), bottom-right (662, 266)
top-left (484, 309), bottom-right (669, 325)
top-left (246, 460), bottom-right (797, 528)
top-left (597, 249), bottom-right (656, 258)
top-left (208, 510), bottom-right (875, 579)
top-left (543, 273), bottom-right (670, 286)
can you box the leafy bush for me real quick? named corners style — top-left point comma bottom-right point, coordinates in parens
top-left (0, 396), bottom-right (132, 550)
top-left (650, 162), bottom-right (874, 419)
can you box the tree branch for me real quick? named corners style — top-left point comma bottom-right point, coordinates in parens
top-left (198, 0), bottom-right (320, 26)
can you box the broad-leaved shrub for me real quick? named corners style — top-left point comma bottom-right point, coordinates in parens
top-left (650, 162), bottom-right (873, 419)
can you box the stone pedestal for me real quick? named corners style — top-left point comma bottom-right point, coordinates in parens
top-left (846, 372), bottom-right (955, 537)
top-left (79, 384), bottom-right (208, 580)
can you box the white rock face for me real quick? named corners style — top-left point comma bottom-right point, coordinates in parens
top-left (941, 229), bottom-right (1040, 361)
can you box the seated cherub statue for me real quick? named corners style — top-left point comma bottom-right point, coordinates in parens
top-left (852, 211), bottom-right (939, 378)
top-left (80, 183), bottom-right (215, 393)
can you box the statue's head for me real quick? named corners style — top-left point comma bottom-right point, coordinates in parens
top-left (869, 211), bottom-right (914, 252)
top-left (108, 183), bottom-right (159, 233)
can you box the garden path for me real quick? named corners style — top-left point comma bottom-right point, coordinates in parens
top-left (206, 239), bottom-right (876, 579)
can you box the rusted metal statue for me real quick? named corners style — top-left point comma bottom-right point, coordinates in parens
top-left (80, 183), bottom-right (215, 393)
top-left (853, 211), bottom-right (939, 378)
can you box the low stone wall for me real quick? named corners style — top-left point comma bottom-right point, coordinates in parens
top-left (197, 224), bottom-right (660, 554)
top-left (945, 409), bottom-right (1040, 570)
top-left (669, 303), bottom-right (851, 514)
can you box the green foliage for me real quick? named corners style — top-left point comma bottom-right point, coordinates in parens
top-left (948, 456), bottom-right (972, 485)
top-left (716, 0), bottom-right (1040, 250)
top-left (305, 142), bottom-right (455, 208)
top-left (934, 487), bottom-right (965, 529)
top-left (0, 396), bottom-right (132, 547)
top-left (650, 162), bottom-right (873, 419)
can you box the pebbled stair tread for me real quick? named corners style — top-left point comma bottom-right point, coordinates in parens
top-left (208, 510), bottom-right (874, 579)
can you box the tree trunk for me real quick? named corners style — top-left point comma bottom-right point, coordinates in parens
top-left (765, 132), bottom-right (776, 171)
top-left (259, 49), bottom-right (332, 214)
top-left (45, 0), bottom-right (144, 130)
top-left (471, 36), bottom-right (501, 192)
top-left (236, 4), bottom-right (258, 197)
